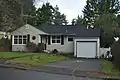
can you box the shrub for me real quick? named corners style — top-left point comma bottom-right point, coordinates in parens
top-left (37, 43), bottom-right (46, 52)
top-left (26, 42), bottom-right (37, 52)
top-left (111, 40), bottom-right (120, 69)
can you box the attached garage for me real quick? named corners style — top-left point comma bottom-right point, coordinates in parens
top-left (74, 38), bottom-right (100, 58)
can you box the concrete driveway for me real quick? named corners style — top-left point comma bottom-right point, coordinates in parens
top-left (44, 59), bottom-right (100, 72)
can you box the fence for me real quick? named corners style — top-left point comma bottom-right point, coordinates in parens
top-left (99, 48), bottom-right (110, 56)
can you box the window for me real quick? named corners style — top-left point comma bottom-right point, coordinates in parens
top-left (14, 35), bottom-right (27, 44)
top-left (32, 36), bottom-right (36, 40)
top-left (68, 37), bottom-right (73, 41)
top-left (52, 36), bottom-right (61, 43)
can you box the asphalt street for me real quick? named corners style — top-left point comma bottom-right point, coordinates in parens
top-left (0, 67), bottom-right (102, 80)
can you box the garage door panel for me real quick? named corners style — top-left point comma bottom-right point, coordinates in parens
top-left (77, 42), bottom-right (96, 58)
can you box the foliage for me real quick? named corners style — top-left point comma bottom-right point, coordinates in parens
top-left (83, 0), bottom-right (120, 27)
top-left (26, 42), bottom-right (38, 52)
top-left (101, 33), bottom-right (114, 48)
top-left (101, 60), bottom-right (120, 74)
top-left (36, 3), bottom-right (55, 26)
top-left (81, 0), bottom-right (120, 47)
top-left (0, 0), bottom-right (34, 31)
top-left (111, 40), bottom-right (120, 69)
top-left (37, 43), bottom-right (46, 52)
top-left (52, 5), bottom-right (68, 25)
top-left (71, 15), bottom-right (85, 25)
top-left (35, 3), bottom-right (68, 26)
top-left (0, 38), bottom-right (11, 52)
top-left (94, 13), bottom-right (120, 36)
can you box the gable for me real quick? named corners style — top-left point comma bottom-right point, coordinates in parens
top-left (11, 24), bottom-right (47, 35)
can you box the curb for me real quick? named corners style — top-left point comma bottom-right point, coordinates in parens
top-left (0, 64), bottom-right (120, 79)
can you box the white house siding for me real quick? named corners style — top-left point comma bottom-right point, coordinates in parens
top-left (11, 24), bottom-right (47, 51)
top-left (46, 36), bottom-right (74, 53)
top-left (12, 45), bottom-right (26, 51)
top-left (74, 37), bottom-right (100, 58)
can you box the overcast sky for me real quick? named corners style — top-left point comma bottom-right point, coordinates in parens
top-left (35, 0), bottom-right (87, 23)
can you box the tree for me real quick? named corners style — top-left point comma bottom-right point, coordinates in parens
top-left (35, 3), bottom-right (68, 26)
top-left (36, 2), bottom-right (55, 26)
top-left (72, 15), bottom-right (86, 25)
top-left (83, 0), bottom-right (120, 27)
top-left (0, 0), bottom-right (35, 31)
top-left (52, 5), bottom-right (68, 25)
top-left (82, 0), bottom-right (98, 26)
top-left (94, 13), bottom-right (119, 35)
top-left (26, 5), bottom-right (37, 26)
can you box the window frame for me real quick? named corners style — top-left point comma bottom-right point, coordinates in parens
top-left (51, 36), bottom-right (61, 44)
top-left (13, 35), bottom-right (27, 45)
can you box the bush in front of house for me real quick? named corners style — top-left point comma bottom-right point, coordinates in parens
top-left (111, 40), bottom-right (120, 69)
top-left (26, 42), bottom-right (38, 52)
top-left (37, 43), bottom-right (46, 52)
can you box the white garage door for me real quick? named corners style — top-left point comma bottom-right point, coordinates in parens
top-left (76, 42), bottom-right (97, 58)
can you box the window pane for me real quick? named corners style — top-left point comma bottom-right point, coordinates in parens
top-left (19, 35), bottom-right (22, 39)
top-left (68, 38), bottom-right (73, 41)
top-left (23, 39), bottom-right (27, 44)
top-left (57, 36), bottom-right (60, 39)
top-left (23, 35), bottom-right (27, 38)
top-left (52, 36), bottom-right (55, 39)
top-left (14, 36), bottom-right (18, 39)
top-left (57, 40), bottom-right (60, 43)
top-left (52, 40), bottom-right (55, 43)
top-left (14, 39), bottom-right (18, 44)
top-left (19, 39), bottom-right (22, 44)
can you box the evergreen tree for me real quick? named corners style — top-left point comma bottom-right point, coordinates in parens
top-left (0, 0), bottom-right (35, 31)
top-left (36, 3), bottom-right (55, 26)
top-left (83, 0), bottom-right (120, 26)
top-left (35, 4), bottom-right (68, 26)
top-left (52, 5), bottom-right (68, 25)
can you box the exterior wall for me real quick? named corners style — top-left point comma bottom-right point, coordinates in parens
top-left (12, 45), bottom-right (26, 51)
top-left (74, 37), bottom-right (100, 58)
top-left (11, 24), bottom-right (47, 51)
top-left (46, 36), bottom-right (74, 53)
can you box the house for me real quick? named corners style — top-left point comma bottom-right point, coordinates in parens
top-left (11, 24), bottom-right (101, 58)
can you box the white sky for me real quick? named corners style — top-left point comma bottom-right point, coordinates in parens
top-left (35, 0), bottom-right (87, 23)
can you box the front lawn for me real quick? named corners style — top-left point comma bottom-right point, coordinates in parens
top-left (0, 52), bottom-right (33, 58)
top-left (101, 60), bottom-right (120, 74)
top-left (6, 53), bottom-right (69, 67)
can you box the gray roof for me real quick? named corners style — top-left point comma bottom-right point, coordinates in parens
top-left (37, 24), bottom-right (101, 37)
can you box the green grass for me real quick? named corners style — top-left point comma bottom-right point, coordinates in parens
top-left (0, 52), bottom-right (33, 58)
top-left (6, 53), bottom-right (68, 66)
top-left (101, 60), bottom-right (120, 74)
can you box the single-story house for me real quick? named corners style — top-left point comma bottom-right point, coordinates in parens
top-left (11, 24), bottom-right (101, 58)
